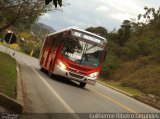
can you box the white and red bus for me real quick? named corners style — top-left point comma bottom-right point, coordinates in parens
top-left (39, 27), bottom-right (107, 88)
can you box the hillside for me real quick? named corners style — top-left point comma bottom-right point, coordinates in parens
top-left (110, 56), bottom-right (160, 96)
top-left (31, 22), bottom-right (56, 41)
top-left (86, 7), bottom-right (160, 108)
top-left (32, 22), bottom-right (56, 33)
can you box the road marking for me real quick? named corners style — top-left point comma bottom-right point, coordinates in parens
top-left (23, 60), bottom-right (136, 115)
top-left (90, 88), bottom-right (137, 113)
top-left (31, 68), bottom-right (73, 112)
top-left (24, 60), bottom-right (30, 66)
top-left (25, 61), bottom-right (80, 119)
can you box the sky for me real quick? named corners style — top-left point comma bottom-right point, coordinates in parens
top-left (39, 0), bottom-right (160, 31)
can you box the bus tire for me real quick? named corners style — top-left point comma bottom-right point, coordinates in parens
top-left (48, 71), bottom-right (53, 78)
top-left (40, 66), bottom-right (45, 72)
top-left (48, 71), bottom-right (54, 78)
top-left (80, 82), bottom-right (86, 88)
top-left (48, 61), bottom-right (54, 78)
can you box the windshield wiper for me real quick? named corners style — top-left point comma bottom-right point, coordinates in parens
top-left (86, 45), bottom-right (96, 51)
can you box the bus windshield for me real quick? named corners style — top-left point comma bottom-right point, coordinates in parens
top-left (61, 36), bottom-right (104, 67)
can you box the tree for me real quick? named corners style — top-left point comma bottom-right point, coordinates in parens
top-left (0, 0), bottom-right (62, 32)
top-left (19, 32), bottom-right (32, 42)
top-left (45, 0), bottom-right (62, 7)
top-left (137, 6), bottom-right (160, 28)
top-left (117, 20), bottom-right (132, 46)
top-left (85, 26), bottom-right (108, 38)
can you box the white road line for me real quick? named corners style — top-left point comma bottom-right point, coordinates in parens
top-left (90, 88), bottom-right (137, 113)
top-left (24, 61), bottom-right (80, 119)
top-left (32, 67), bottom-right (74, 112)
top-left (24, 60), bottom-right (30, 66)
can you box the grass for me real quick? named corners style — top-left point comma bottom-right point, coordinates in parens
top-left (102, 56), bottom-right (160, 97)
top-left (0, 51), bottom-right (17, 99)
top-left (98, 79), bottom-right (144, 96)
top-left (0, 41), bottom-right (19, 50)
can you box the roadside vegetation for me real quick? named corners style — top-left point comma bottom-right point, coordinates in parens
top-left (86, 7), bottom-right (160, 97)
top-left (0, 0), bottom-right (60, 58)
top-left (110, 56), bottom-right (160, 97)
top-left (99, 79), bottom-right (145, 96)
top-left (0, 52), bottom-right (17, 98)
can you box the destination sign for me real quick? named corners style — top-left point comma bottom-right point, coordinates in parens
top-left (71, 31), bottom-right (102, 45)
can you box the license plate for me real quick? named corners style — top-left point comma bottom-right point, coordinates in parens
top-left (86, 79), bottom-right (96, 85)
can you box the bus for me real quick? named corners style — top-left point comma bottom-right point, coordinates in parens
top-left (39, 27), bottom-right (107, 88)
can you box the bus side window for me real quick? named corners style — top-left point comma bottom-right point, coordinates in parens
top-left (44, 37), bottom-right (51, 49)
top-left (51, 36), bottom-right (56, 47)
top-left (43, 37), bottom-right (49, 48)
top-left (46, 36), bottom-right (53, 49)
top-left (48, 36), bottom-right (54, 48)
top-left (53, 33), bottom-right (63, 49)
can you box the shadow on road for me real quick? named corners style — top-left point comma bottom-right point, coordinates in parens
top-left (36, 68), bottom-right (89, 91)
top-left (53, 75), bottom-right (90, 91)
top-left (53, 75), bottom-right (80, 87)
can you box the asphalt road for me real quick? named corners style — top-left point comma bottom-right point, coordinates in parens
top-left (0, 45), bottom-right (159, 119)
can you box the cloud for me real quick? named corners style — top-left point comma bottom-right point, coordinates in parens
top-left (98, 0), bottom-right (144, 22)
top-left (97, 0), bottom-right (143, 14)
top-left (110, 13), bottom-right (135, 21)
top-left (69, 19), bottom-right (85, 27)
top-left (38, 0), bottom-right (160, 31)
top-left (96, 6), bottom-right (109, 12)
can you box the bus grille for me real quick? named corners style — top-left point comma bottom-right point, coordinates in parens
top-left (69, 72), bottom-right (84, 79)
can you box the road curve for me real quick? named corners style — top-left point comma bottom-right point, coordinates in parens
top-left (0, 45), bottom-right (159, 119)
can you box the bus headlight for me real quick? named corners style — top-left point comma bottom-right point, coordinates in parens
top-left (89, 72), bottom-right (99, 78)
top-left (58, 60), bottom-right (66, 70)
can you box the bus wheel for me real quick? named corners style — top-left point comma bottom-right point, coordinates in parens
top-left (40, 66), bottom-right (45, 72)
top-left (80, 82), bottom-right (86, 88)
top-left (48, 71), bottom-right (54, 78)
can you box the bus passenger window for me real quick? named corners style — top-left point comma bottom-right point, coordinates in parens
top-left (43, 37), bottom-right (49, 48)
top-left (49, 36), bottom-right (54, 47)
top-left (54, 33), bottom-right (63, 48)
top-left (45, 36), bottom-right (54, 49)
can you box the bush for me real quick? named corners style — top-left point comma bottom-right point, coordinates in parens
top-left (19, 42), bottom-right (34, 55)
top-left (19, 42), bottom-right (41, 58)
top-left (117, 36), bottom-right (160, 60)
top-left (150, 38), bottom-right (160, 60)
top-left (137, 38), bottom-right (152, 56)
top-left (123, 40), bottom-right (139, 60)
top-left (100, 51), bottom-right (119, 78)
top-left (120, 64), bottom-right (160, 96)
top-left (32, 45), bottom-right (41, 58)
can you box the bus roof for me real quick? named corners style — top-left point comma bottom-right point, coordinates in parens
top-left (48, 27), bottom-right (107, 43)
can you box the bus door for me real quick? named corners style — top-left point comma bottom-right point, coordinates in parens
top-left (40, 36), bottom-right (49, 66)
top-left (40, 36), bottom-right (51, 68)
top-left (44, 36), bottom-right (55, 69)
top-left (49, 33), bottom-right (63, 72)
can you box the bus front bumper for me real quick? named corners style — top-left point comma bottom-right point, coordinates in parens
top-left (53, 64), bottom-right (97, 85)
